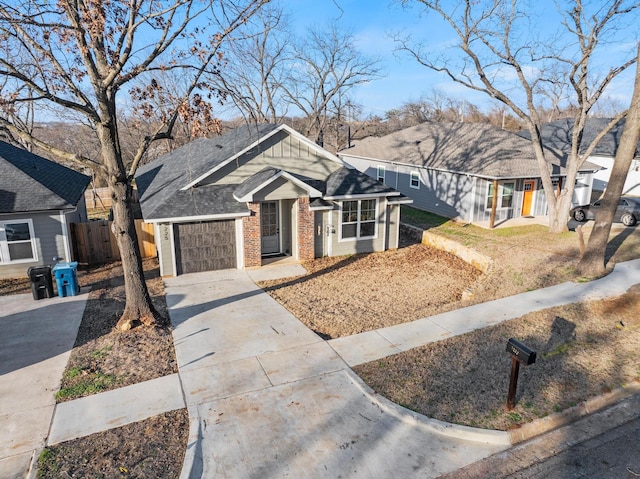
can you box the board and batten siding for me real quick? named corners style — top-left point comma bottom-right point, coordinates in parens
top-left (200, 130), bottom-right (341, 187)
top-left (328, 197), bottom-right (390, 257)
top-left (0, 211), bottom-right (68, 279)
top-left (342, 156), bottom-right (474, 221)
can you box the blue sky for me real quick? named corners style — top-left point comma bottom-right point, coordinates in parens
top-left (284, 0), bottom-right (639, 119)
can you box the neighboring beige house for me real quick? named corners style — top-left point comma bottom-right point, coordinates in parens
top-left (135, 123), bottom-right (411, 277)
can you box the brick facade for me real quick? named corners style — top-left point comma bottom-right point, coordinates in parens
top-left (242, 202), bottom-right (262, 267)
top-left (297, 197), bottom-right (315, 261)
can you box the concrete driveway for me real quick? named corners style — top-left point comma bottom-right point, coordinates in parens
top-left (0, 292), bottom-right (87, 479)
top-left (166, 269), bottom-right (508, 479)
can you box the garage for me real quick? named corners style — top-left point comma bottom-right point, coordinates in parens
top-left (174, 220), bottom-right (237, 275)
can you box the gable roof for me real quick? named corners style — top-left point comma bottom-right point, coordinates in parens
top-left (136, 123), bottom-right (407, 222)
top-left (0, 141), bottom-right (90, 214)
top-left (340, 122), bottom-right (599, 179)
top-left (518, 117), bottom-right (640, 158)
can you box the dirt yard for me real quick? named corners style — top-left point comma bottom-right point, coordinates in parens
top-left (259, 244), bottom-right (482, 338)
top-left (354, 286), bottom-right (640, 431)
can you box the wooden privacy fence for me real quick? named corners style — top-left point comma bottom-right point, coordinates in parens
top-left (71, 220), bottom-right (156, 265)
top-left (84, 187), bottom-right (139, 209)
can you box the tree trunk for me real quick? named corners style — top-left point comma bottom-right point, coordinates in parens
top-left (577, 43), bottom-right (640, 277)
top-left (96, 119), bottom-right (163, 331)
top-left (111, 177), bottom-right (163, 330)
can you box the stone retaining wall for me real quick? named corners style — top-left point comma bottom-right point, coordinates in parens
top-left (401, 223), bottom-right (493, 274)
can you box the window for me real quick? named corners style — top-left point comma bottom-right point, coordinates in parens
top-left (410, 171), bottom-right (420, 189)
top-left (340, 199), bottom-right (377, 240)
top-left (377, 166), bottom-right (385, 183)
top-left (0, 219), bottom-right (37, 263)
top-left (486, 182), bottom-right (515, 209)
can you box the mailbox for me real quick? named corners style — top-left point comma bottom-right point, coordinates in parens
top-left (506, 338), bottom-right (536, 366)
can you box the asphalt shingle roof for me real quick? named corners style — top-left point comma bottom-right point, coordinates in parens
top-left (136, 123), bottom-right (406, 221)
top-left (518, 118), bottom-right (640, 158)
top-left (340, 122), bottom-right (597, 179)
top-left (136, 123), bottom-right (280, 220)
top-left (0, 141), bottom-right (90, 213)
top-left (325, 167), bottom-right (399, 197)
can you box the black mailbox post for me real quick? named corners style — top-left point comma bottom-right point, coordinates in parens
top-left (505, 338), bottom-right (537, 410)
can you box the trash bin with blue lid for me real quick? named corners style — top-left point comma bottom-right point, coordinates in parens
top-left (27, 265), bottom-right (54, 300)
top-left (52, 261), bottom-right (79, 297)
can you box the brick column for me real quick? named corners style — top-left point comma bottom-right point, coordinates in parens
top-left (243, 202), bottom-right (262, 267)
top-left (297, 197), bottom-right (315, 261)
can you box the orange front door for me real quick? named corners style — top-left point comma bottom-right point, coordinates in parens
top-left (522, 180), bottom-right (535, 216)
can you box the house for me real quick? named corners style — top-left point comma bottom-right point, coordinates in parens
top-left (521, 118), bottom-right (640, 199)
top-left (0, 141), bottom-right (90, 279)
top-left (135, 123), bottom-right (411, 277)
top-left (339, 122), bottom-right (601, 227)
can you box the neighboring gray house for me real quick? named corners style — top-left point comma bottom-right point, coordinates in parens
top-left (0, 141), bottom-right (90, 279)
top-left (520, 118), bottom-right (640, 199)
top-left (135, 123), bottom-right (410, 277)
top-left (339, 122), bottom-right (600, 226)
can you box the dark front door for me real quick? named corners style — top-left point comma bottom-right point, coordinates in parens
top-left (260, 201), bottom-right (280, 255)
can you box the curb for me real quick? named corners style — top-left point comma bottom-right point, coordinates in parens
top-left (346, 369), bottom-right (512, 446)
top-left (508, 380), bottom-right (640, 444)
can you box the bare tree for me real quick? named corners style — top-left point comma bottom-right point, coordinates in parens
top-left (0, 0), bottom-right (268, 330)
top-left (282, 22), bottom-right (382, 147)
top-left (397, 0), bottom-right (639, 233)
top-left (212, 4), bottom-right (291, 123)
top-left (578, 43), bottom-right (640, 277)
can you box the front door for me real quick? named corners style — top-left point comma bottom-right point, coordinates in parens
top-left (261, 201), bottom-right (280, 255)
top-left (522, 180), bottom-right (535, 216)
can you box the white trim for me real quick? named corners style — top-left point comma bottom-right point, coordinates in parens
top-left (0, 218), bottom-right (38, 264)
top-left (327, 209), bottom-right (333, 257)
top-left (469, 177), bottom-right (477, 223)
top-left (485, 181), bottom-right (516, 211)
top-left (59, 210), bottom-right (72, 262)
top-left (234, 170), bottom-right (323, 202)
top-left (154, 223), bottom-right (164, 277)
top-left (182, 124), bottom-right (344, 191)
top-left (338, 199), bottom-right (378, 242)
top-left (388, 197), bottom-right (414, 205)
top-left (410, 171), bottom-right (420, 189)
top-left (323, 191), bottom-right (400, 200)
top-left (235, 218), bottom-right (244, 269)
top-left (170, 223), bottom-right (177, 277)
top-left (145, 212), bottom-right (250, 224)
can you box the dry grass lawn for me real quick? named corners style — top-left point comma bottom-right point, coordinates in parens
top-left (258, 207), bottom-right (640, 430)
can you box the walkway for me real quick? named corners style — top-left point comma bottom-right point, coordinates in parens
top-left (39, 258), bottom-right (640, 478)
top-left (0, 291), bottom-right (88, 479)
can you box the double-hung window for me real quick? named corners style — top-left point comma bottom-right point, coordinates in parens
top-left (410, 171), bottom-right (420, 189)
top-left (0, 219), bottom-right (37, 263)
top-left (340, 199), bottom-right (377, 240)
top-left (486, 182), bottom-right (515, 209)
top-left (377, 166), bottom-right (385, 183)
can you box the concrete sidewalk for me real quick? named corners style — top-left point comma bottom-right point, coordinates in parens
top-left (35, 257), bottom-right (640, 478)
top-left (330, 258), bottom-right (640, 366)
top-left (0, 291), bottom-right (88, 479)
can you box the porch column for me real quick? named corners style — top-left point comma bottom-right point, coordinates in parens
top-left (297, 197), bottom-right (315, 261)
top-left (242, 202), bottom-right (262, 267)
top-left (489, 179), bottom-right (498, 229)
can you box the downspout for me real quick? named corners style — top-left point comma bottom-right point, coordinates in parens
top-left (60, 208), bottom-right (76, 262)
